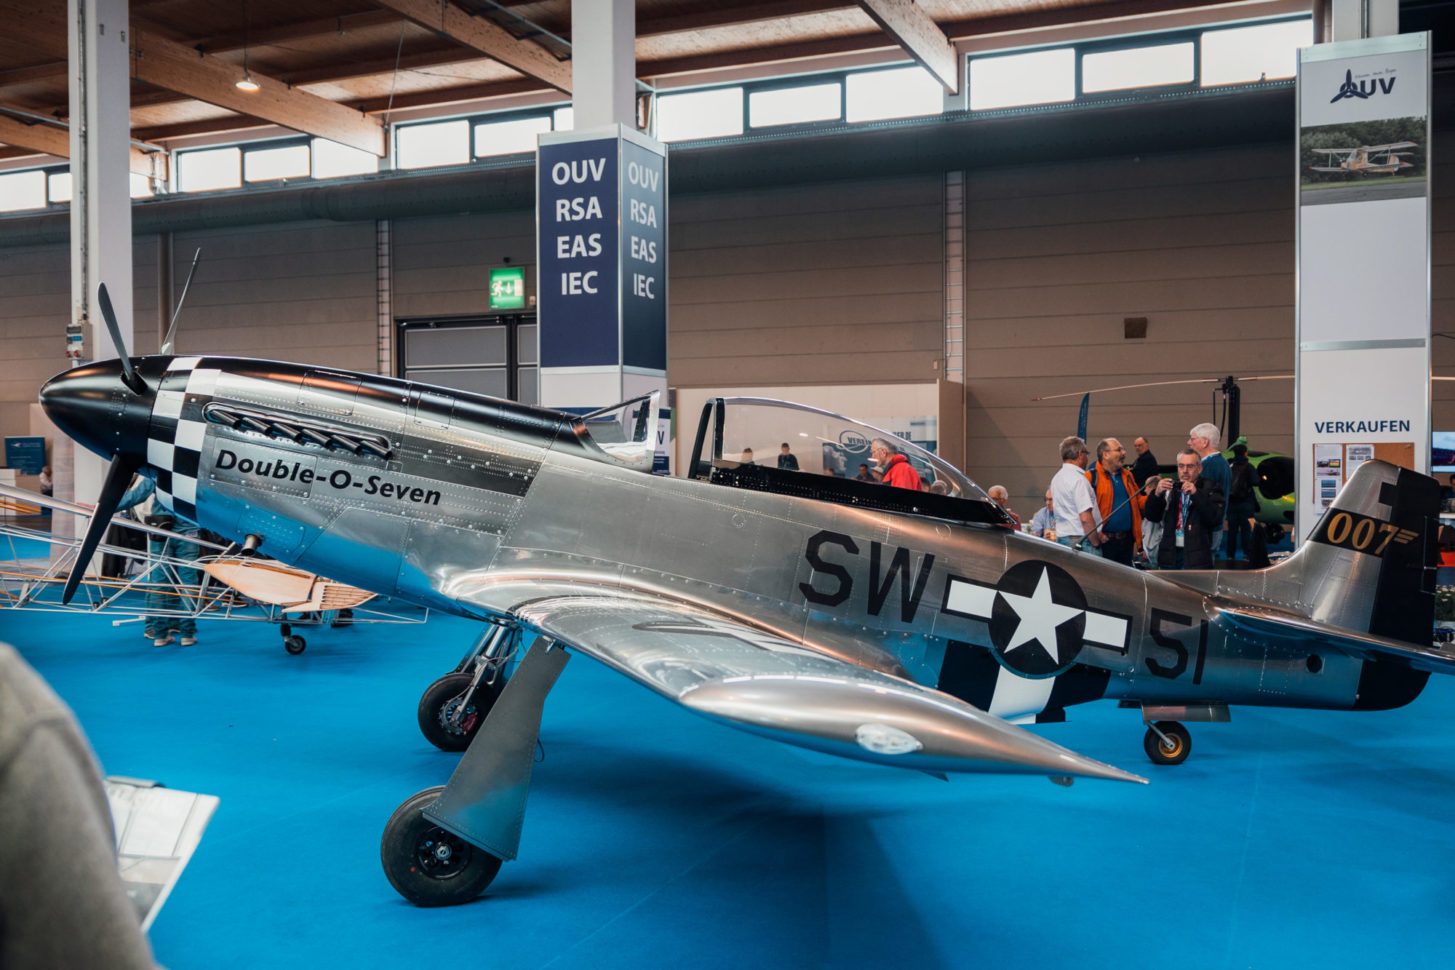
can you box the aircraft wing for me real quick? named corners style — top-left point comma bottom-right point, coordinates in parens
top-left (1216, 605), bottom-right (1455, 674)
top-left (1365, 141), bottom-right (1417, 151)
top-left (512, 593), bottom-right (1144, 783)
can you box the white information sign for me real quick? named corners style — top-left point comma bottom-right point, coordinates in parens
top-left (1295, 33), bottom-right (1430, 541)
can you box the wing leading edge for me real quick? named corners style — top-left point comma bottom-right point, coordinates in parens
top-left (513, 594), bottom-right (1145, 784)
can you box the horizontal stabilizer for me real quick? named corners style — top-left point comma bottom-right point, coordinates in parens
top-left (1217, 605), bottom-right (1455, 675)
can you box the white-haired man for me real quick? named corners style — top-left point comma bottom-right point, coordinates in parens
top-left (1188, 422), bottom-right (1230, 560)
top-left (987, 485), bottom-right (1020, 529)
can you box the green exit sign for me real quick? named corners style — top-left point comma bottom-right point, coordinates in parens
top-left (489, 267), bottom-right (526, 309)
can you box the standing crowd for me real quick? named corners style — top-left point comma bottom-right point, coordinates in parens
top-left (1018, 423), bottom-right (1267, 570)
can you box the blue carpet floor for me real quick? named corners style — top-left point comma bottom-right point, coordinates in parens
top-left (3, 603), bottom-right (1454, 969)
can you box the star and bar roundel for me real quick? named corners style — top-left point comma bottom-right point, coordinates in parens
top-left (941, 560), bottom-right (1131, 678)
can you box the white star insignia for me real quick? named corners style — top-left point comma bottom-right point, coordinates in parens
top-left (996, 567), bottom-right (1084, 663)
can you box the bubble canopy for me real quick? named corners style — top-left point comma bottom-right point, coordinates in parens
top-left (688, 397), bottom-right (992, 504)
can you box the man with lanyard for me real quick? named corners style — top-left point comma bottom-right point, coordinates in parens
top-left (1084, 437), bottom-right (1143, 567)
top-left (1142, 449), bottom-right (1225, 569)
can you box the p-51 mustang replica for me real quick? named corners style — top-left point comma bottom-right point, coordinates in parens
top-left (1309, 142), bottom-right (1417, 174)
top-left (41, 287), bottom-right (1450, 906)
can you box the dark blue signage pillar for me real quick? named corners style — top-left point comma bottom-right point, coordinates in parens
top-left (537, 125), bottom-right (667, 413)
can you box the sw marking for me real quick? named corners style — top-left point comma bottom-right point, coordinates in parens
top-left (798, 530), bottom-right (936, 623)
top-left (215, 448), bottom-right (441, 506)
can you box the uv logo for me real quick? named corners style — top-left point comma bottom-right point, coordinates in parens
top-left (1330, 68), bottom-right (1396, 103)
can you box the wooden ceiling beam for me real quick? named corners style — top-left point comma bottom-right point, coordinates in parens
top-left (347, 76), bottom-right (543, 114)
top-left (0, 107), bottom-right (168, 179)
top-left (636, 1), bottom-right (854, 36)
top-left (0, 61), bottom-right (69, 86)
top-left (372, 0), bottom-right (570, 94)
top-left (641, 33), bottom-right (894, 79)
top-left (125, 44), bottom-right (493, 110)
top-left (189, 10), bottom-right (403, 53)
top-left (858, 1), bottom-right (958, 92)
top-left (127, 26), bottom-right (386, 156)
top-left (0, 1), bottom-right (384, 155)
top-left (939, 0), bottom-right (1259, 40)
top-left (278, 43), bottom-right (480, 86)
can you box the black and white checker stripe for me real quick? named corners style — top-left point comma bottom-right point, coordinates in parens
top-left (145, 356), bottom-right (221, 522)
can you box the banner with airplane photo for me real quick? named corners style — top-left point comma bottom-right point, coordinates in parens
top-left (1295, 33), bottom-right (1431, 542)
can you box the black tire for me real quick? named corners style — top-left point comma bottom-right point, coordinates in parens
top-left (284, 635), bottom-right (306, 655)
top-left (1143, 721), bottom-right (1191, 765)
top-left (417, 672), bottom-right (501, 751)
top-left (380, 786), bottom-right (501, 906)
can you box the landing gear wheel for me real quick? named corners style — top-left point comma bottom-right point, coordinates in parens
top-left (1144, 720), bottom-right (1191, 765)
top-left (417, 672), bottom-right (501, 751)
top-left (284, 635), bottom-right (306, 655)
top-left (381, 786), bottom-right (502, 906)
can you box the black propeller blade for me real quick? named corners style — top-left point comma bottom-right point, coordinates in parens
top-left (60, 454), bottom-right (140, 604)
top-left (97, 283), bottom-right (147, 394)
top-left (60, 281), bottom-right (150, 603)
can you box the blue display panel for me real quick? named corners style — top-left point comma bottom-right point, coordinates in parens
top-left (537, 136), bottom-right (620, 368)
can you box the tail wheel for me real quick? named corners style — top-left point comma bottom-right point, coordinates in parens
top-left (381, 786), bottom-right (502, 906)
top-left (1143, 721), bottom-right (1191, 765)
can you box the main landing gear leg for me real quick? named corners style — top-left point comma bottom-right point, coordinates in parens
top-left (382, 637), bottom-right (568, 906)
top-left (417, 624), bottom-right (520, 751)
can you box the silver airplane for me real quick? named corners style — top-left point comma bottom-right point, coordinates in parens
top-left (39, 290), bottom-right (1452, 905)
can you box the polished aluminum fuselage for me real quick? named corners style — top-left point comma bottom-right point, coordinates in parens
top-left (168, 357), bottom-right (1370, 720)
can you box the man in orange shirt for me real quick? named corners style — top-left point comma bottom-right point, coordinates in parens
top-left (870, 438), bottom-right (923, 491)
top-left (1084, 437), bottom-right (1144, 567)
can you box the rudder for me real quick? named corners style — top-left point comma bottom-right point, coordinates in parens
top-left (1257, 460), bottom-right (1439, 644)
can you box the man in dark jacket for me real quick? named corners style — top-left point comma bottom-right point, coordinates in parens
top-left (1130, 436), bottom-right (1159, 488)
top-left (1142, 449), bottom-right (1226, 569)
top-left (1225, 441), bottom-right (1260, 562)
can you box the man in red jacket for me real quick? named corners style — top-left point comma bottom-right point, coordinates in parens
top-left (870, 438), bottom-right (923, 491)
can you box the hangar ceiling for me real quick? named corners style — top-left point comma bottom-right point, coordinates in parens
top-left (0, 0), bottom-right (1403, 168)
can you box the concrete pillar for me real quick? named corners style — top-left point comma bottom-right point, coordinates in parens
top-left (1329, 0), bottom-right (1400, 41)
top-left (571, 0), bottom-right (636, 129)
top-left (64, 0), bottom-right (134, 511)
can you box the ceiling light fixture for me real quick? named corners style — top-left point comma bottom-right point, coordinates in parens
top-left (236, 1), bottom-right (259, 92)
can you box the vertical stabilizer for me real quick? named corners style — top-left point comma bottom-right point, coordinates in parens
top-left (1240, 460), bottom-right (1439, 644)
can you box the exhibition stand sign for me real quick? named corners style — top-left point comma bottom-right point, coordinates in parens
top-left (1295, 32), bottom-right (1430, 542)
top-left (4, 436), bottom-right (45, 474)
top-left (536, 124), bottom-right (668, 411)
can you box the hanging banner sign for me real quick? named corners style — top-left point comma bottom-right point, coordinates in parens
top-left (621, 136), bottom-right (667, 372)
top-left (1295, 33), bottom-right (1430, 542)
top-left (537, 133), bottom-right (620, 369)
